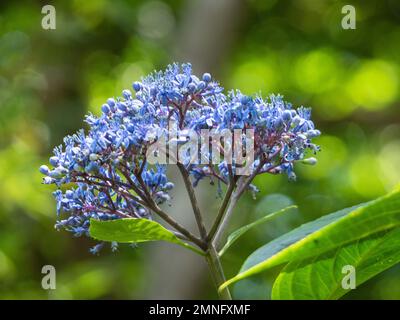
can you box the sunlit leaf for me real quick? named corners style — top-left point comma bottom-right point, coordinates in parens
top-left (89, 218), bottom-right (204, 255)
top-left (272, 228), bottom-right (400, 299)
top-left (220, 188), bottom-right (400, 292)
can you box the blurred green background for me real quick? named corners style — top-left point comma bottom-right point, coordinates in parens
top-left (0, 0), bottom-right (399, 299)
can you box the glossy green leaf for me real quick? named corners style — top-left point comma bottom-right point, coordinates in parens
top-left (89, 218), bottom-right (204, 255)
top-left (220, 188), bottom-right (400, 292)
top-left (272, 227), bottom-right (400, 299)
top-left (219, 205), bottom-right (297, 257)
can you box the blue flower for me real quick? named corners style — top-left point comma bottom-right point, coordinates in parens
top-left (41, 63), bottom-right (320, 252)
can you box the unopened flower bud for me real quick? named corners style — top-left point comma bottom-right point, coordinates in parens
top-left (301, 157), bottom-right (318, 165)
top-left (240, 95), bottom-right (250, 104)
top-left (306, 130), bottom-right (321, 138)
top-left (49, 156), bottom-right (59, 166)
top-left (122, 89), bottom-right (132, 99)
top-left (132, 81), bottom-right (142, 92)
top-left (117, 102), bottom-right (127, 112)
top-left (282, 110), bottom-right (292, 121)
top-left (197, 81), bottom-right (206, 90)
top-left (107, 98), bottom-right (115, 107)
top-left (164, 182), bottom-right (174, 190)
top-left (187, 83), bottom-right (196, 93)
top-left (65, 190), bottom-right (74, 199)
top-left (202, 73), bottom-right (211, 82)
top-left (288, 171), bottom-right (297, 181)
top-left (102, 104), bottom-right (110, 114)
top-left (39, 165), bottom-right (50, 175)
top-left (42, 176), bottom-right (54, 184)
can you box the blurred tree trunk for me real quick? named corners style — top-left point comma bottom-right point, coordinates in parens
top-left (145, 0), bottom-right (245, 299)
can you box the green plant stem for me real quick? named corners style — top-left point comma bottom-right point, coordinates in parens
top-left (205, 244), bottom-right (232, 300)
top-left (151, 204), bottom-right (207, 250)
top-left (207, 180), bottom-right (236, 241)
top-left (212, 162), bottom-right (266, 249)
top-left (177, 163), bottom-right (208, 240)
top-left (177, 163), bottom-right (232, 299)
top-left (212, 182), bottom-right (242, 249)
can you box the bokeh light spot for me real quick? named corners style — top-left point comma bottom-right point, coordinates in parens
top-left (379, 140), bottom-right (400, 190)
top-left (346, 60), bottom-right (399, 110)
top-left (294, 49), bottom-right (340, 93)
top-left (230, 58), bottom-right (278, 95)
top-left (350, 153), bottom-right (386, 198)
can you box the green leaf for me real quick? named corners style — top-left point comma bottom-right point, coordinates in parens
top-left (272, 227), bottom-right (400, 299)
top-left (219, 205), bottom-right (297, 257)
top-left (89, 218), bottom-right (204, 255)
top-left (220, 188), bottom-right (400, 292)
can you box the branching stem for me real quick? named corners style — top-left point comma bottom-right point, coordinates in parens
top-left (177, 163), bottom-right (208, 240)
top-left (207, 180), bottom-right (236, 241)
top-left (151, 203), bottom-right (206, 250)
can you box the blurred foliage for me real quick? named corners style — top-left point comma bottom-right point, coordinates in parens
top-left (0, 0), bottom-right (399, 299)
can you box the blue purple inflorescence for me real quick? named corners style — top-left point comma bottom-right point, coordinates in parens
top-left (40, 63), bottom-right (320, 252)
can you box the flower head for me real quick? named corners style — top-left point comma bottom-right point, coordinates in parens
top-left (41, 63), bottom-right (320, 245)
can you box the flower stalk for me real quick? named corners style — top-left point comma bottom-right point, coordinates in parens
top-left (40, 63), bottom-right (320, 298)
top-left (205, 244), bottom-right (232, 300)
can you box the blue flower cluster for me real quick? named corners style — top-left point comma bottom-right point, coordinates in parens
top-left (40, 63), bottom-right (320, 250)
